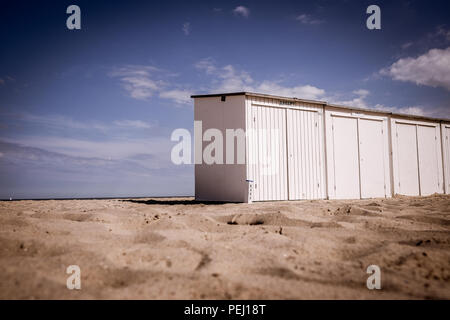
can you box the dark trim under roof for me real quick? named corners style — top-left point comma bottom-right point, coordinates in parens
top-left (190, 92), bottom-right (247, 98)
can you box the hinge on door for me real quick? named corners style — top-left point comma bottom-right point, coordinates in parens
top-left (315, 122), bottom-right (318, 127)
top-left (334, 185), bottom-right (336, 190)
top-left (253, 117), bottom-right (256, 122)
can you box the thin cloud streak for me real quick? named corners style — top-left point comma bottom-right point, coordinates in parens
top-left (296, 13), bottom-right (324, 25)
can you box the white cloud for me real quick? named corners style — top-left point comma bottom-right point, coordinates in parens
top-left (8, 112), bottom-right (157, 132)
top-left (256, 82), bottom-right (325, 100)
top-left (4, 136), bottom-right (171, 161)
top-left (110, 65), bottom-right (162, 77)
top-left (194, 58), bottom-right (325, 100)
top-left (332, 89), bottom-right (370, 109)
top-left (215, 64), bottom-right (254, 92)
top-left (113, 120), bottom-right (153, 129)
top-left (110, 65), bottom-right (166, 100)
top-left (296, 14), bottom-right (324, 25)
top-left (437, 27), bottom-right (450, 42)
top-left (159, 89), bottom-right (191, 105)
top-left (0, 139), bottom-right (194, 199)
top-left (194, 58), bottom-right (217, 74)
top-left (373, 104), bottom-right (426, 116)
top-left (380, 47), bottom-right (450, 91)
top-left (196, 60), bottom-right (253, 92)
top-left (182, 22), bottom-right (191, 35)
top-left (401, 42), bottom-right (414, 50)
top-left (18, 113), bottom-right (109, 131)
top-left (195, 58), bottom-right (253, 91)
top-left (122, 77), bottom-right (162, 100)
top-left (330, 90), bottom-right (428, 117)
top-left (110, 65), bottom-right (191, 106)
top-left (352, 89), bottom-right (370, 97)
top-left (233, 6), bottom-right (250, 18)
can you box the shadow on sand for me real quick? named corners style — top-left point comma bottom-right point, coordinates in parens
top-left (122, 199), bottom-right (233, 206)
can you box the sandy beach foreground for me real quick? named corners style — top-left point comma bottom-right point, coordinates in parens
top-left (0, 195), bottom-right (449, 299)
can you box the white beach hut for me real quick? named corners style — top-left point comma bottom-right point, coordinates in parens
top-left (192, 92), bottom-right (450, 202)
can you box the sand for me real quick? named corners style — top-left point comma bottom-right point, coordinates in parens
top-left (0, 194), bottom-right (449, 299)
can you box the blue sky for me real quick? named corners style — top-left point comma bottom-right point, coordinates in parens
top-left (0, 0), bottom-right (449, 199)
